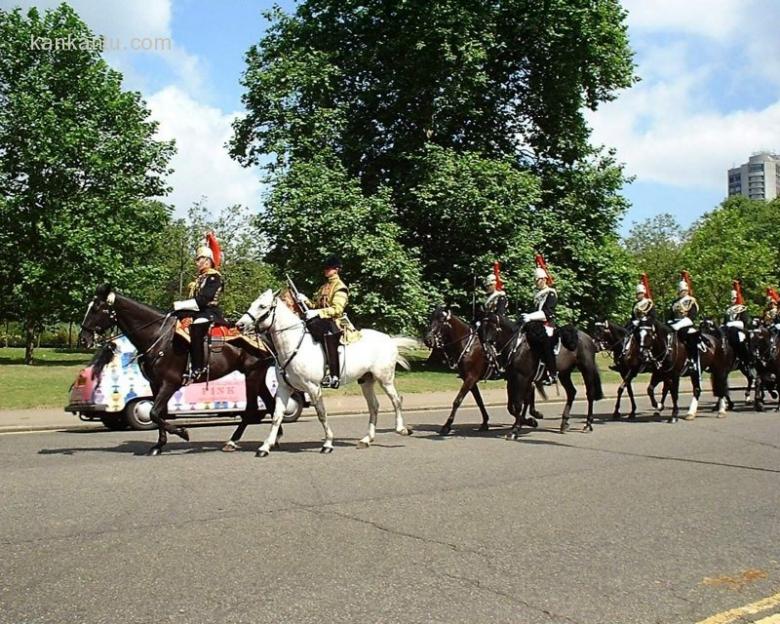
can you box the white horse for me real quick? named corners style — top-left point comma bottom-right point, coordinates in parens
top-left (236, 289), bottom-right (415, 456)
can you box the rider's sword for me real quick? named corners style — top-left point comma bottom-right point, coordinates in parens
top-left (286, 274), bottom-right (309, 314)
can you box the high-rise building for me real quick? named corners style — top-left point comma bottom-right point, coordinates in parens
top-left (727, 152), bottom-right (780, 200)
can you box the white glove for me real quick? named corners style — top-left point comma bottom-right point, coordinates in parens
top-left (631, 319), bottom-right (639, 326)
top-left (726, 320), bottom-right (744, 330)
top-left (523, 310), bottom-right (546, 322)
top-left (173, 298), bottom-right (199, 311)
top-left (305, 309), bottom-right (319, 320)
top-left (296, 293), bottom-right (308, 304)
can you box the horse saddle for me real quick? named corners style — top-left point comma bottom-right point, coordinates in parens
top-left (175, 318), bottom-right (269, 352)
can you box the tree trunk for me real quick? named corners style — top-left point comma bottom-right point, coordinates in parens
top-left (24, 321), bottom-right (35, 365)
top-left (68, 321), bottom-right (73, 349)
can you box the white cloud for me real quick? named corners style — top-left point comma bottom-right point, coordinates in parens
top-left (589, 1), bottom-right (780, 192)
top-left (147, 86), bottom-right (262, 214)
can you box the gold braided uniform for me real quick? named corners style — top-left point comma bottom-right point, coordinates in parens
top-left (305, 274), bottom-right (359, 343)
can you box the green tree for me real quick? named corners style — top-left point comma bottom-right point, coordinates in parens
top-left (231, 0), bottom-right (637, 325)
top-left (261, 156), bottom-right (428, 333)
top-left (681, 196), bottom-right (780, 318)
top-left (231, 0), bottom-right (636, 186)
top-left (0, 5), bottom-right (175, 363)
top-left (624, 213), bottom-right (686, 313)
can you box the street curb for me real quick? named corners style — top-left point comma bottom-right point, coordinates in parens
top-left (0, 389), bottom-right (699, 434)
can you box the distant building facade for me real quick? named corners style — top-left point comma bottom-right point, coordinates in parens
top-left (728, 152), bottom-right (780, 200)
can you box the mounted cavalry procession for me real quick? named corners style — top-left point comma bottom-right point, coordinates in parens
top-left (74, 225), bottom-right (780, 457)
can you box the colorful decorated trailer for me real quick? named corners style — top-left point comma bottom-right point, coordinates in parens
top-left (66, 336), bottom-right (302, 430)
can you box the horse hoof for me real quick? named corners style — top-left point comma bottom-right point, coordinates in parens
top-left (531, 409), bottom-right (544, 419)
top-left (560, 423), bottom-right (569, 434)
top-left (683, 414), bottom-right (696, 421)
top-left (397, 427), bottom-right (413, 436)
top-left (357, 440), bottom-right (370, 449)
top-left (612, 412), bottom-right (622, 420)
top-left (222, 442), bottom-right (238, 452)
top-left (582, 424), bottom-right (593, 433)
top-left (177, 428), bottom-right (190, 442)
top-left (147, 446), bottom-right (161, 456)
top-left (256, 449), bottom-right (269, 458)
top-left (478, 423), bottom-right (489, 432)
top-left (717, 412), bottom-right (726, 419)
top-left (321, 446), bottom-right (334, 454)
top-left (628, 413), bottom-right (636, 420)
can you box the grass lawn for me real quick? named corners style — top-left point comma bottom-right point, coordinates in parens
top-left (0, 346), bottom-right (625, 410)
top-left (0, 348), bottom-right (94, 410)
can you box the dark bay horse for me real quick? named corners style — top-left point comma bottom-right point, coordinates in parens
top-left (593, 319), bottom-right (674, 420)
top-left (79, 284), bottom-right (280, 455)
top-left (751, 324), bottom-right (780, 410)
top-left (482, 315), bottom-right (604, 436)
top-left (423, 308), bottom-right (497, 435)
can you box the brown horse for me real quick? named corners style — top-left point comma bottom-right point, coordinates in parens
top-left (79, 284), bottom-right (283, 455)
top-left (481, 314), bottom-right (604, 436)
top-left (749, 324), bottom-right (779, 411)
top-left (423, 307), bottom-right (497, 435)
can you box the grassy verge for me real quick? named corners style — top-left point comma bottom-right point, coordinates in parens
top-left (0, 346), bottom-right (629, 410)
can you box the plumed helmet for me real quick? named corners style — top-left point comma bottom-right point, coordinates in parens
top-left (484, 273), bottom-right (497, 286)
top-left (323, 255), bottom-right (343, 269)
top-left (195, 245), bottom-right (214, 262)
top-left (636, 283), bottom-right (646, 295)
top-left (677, 280), bottom-right (689, 293)
top-left (534, 267), bottom-right (547, 280)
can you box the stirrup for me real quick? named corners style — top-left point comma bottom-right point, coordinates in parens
top-left (183, 367), bottom-right (204, 386)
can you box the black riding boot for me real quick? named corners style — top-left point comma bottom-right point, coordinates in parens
top-left (484, 342), bottom-right (504, 376)
top-left (322, 332), bottom-right (342, 388)
top-left (685, 330), bottom-right (699, 372)
top-left (543, 336), bottom-right (558, 385)
top-left (186, 322), bottom-right (207, 384)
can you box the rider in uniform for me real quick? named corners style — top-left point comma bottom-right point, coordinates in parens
top-left (667, 271), bottom-right (700, 371)
top-left (297, 255), bottom-right (350, 389)
top-left (762, 288), bottom-right (780, 326)
top-left (628, 274), bottom-right (656, 327)
top-left (723, 279), bottom-right (754, 376)
top-left (480, 263), bottom-right (508, 373)
top-left (519, 254), bottom-right (557, 385)
top-left (173, 232), bottom-right (224, 384)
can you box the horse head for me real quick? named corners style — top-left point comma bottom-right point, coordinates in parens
top-left (237, 289), bottom-right (276, 334)
top-left (591, 321), bottom-right (614, 352)
top-left (424, 306), bottom-right (452, 349)
top-left (78, 284), bottom-right (117, 349)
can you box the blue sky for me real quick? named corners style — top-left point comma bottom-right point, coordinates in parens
top-left (4, 0), bottom-right (779, 236)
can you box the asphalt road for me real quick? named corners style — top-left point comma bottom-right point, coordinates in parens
top-left (1, 395), bottom-right (778, 624)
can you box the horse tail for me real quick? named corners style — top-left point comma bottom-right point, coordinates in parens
top-left (392, 336), bottom-right (418, 371)
top-left (578, 332), bottom-right (604, 401)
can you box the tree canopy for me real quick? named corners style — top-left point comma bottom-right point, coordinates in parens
top-left (0, 5), bottom-right (174, 362)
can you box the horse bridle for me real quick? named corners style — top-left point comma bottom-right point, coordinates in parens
top-left (428, 311), bottom-right (478, 369)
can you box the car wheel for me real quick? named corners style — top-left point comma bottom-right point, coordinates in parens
top-left (282, 393), bottom-right (304, 423)
top-left (124, 399), bottom-right (156, 431)
top-left (99, 412), bottom-right (129, 431)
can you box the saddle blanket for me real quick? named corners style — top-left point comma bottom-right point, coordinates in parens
top-left (175, 318), bottom-right (268, 352)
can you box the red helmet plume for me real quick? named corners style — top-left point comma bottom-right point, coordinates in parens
top-left (767, 287), bottom-right (780, 303)
top-left (534, 253), bottom-right (554, 285)
top-left (731, 279), bottom-right (744, 305)
top-left (680, 270), bottom-right (693, 295)
top-left (492, 261), bottom-right (504, 291)
top-left (640, 273), bottom-right (652, 300)
top-left (206, 231), bottom-right (222, 268)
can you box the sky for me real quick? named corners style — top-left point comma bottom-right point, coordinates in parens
top-left (4, 0), bottom-right (779, 236)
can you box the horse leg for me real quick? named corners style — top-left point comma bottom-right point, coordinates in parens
top-left (257, 386), bottom-right (307, 457)
top-left (520, 387), bottom-right (538, 428)
top-left (613, 378), bottom-right (627, 419)
top-left (440, 377), bottom-right (475, 436)
top-left (358, 378), bottom-right (379, 448)
top-left (379, 380), bottom-right (412, 436)
top-left (669, 376), bottom-right (680, 423)
top-left (558, 372), bottom-right (576, 434)
top-left (146, 382), bottom-right (188, 456)
top-left (685, 370), bottom-right (701, 420)
top-left (471, 384), bottom-right (492, 431)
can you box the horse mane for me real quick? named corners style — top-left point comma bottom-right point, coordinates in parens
top-left (279, 287), bottom-right (301, 316)
top-left (116, 293), bottom-right (166, 316)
